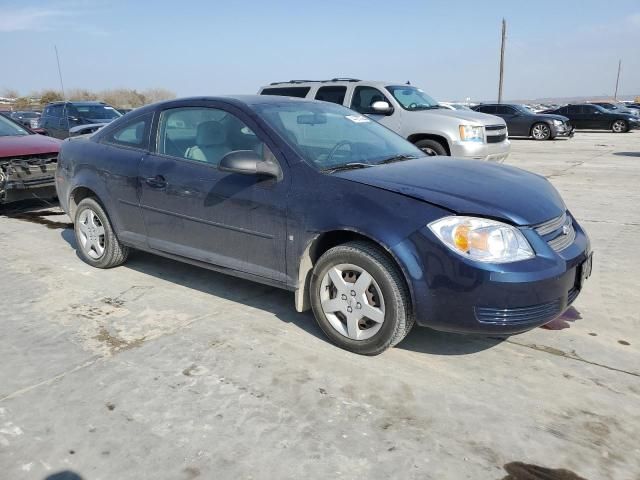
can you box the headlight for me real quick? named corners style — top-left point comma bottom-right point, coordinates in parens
top-left (552, 119), bottom-right (563, 126)
top-left (428, 216), bottom-right (535, 263)
top-left (459, 125), bottom-right (484, 142)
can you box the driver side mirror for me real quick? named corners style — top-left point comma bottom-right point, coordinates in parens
top-left (371, 101), bottom-right (394, 115)
top-left (218, 150), bottom-right (281, 179)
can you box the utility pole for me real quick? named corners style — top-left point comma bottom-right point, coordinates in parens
top-left (614, 59), bottom-right (622, 100)
top-left (54, 45), bottom-right (66, 99)
top-left (498, 18), bottom-right (506, 103)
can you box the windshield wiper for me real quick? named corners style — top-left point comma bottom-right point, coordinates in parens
top-left (377, 154), bottom-right (419, 165)
top-left (321, 162), bottom-right (374, 173)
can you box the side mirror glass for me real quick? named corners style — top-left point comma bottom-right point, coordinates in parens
top-left (218, 150), bottom-right (281, 179)
top-left (371, 101), bottom-right (393, 115)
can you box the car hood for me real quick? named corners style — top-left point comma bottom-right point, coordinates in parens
top-left (422, 108), bottom-right (505, 126)
top-left (533, 113), bottom-right (569, 122)
top-left (0, 134), bottom-right (61, 158)
top-left (334, 157), bottom-right (565, 226)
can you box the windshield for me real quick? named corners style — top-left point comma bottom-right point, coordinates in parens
top-left (0, 115), bottom-right (30, 137)
top-left (514, 104), bottom-right (533, 114)
top-left (69, 104), bottom-right (122, 120)
top-left (254, 101), bottom-right (424, 171)
top-left (386, 86), bottom-right (439, 111)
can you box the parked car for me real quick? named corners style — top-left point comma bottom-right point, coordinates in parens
top-left (0, 113), bottom-right (61, 204)
top-left (9, 111), bottom-right (41, 129)
top-left (39, 101), bottom-right (121, 139)
top-left (258, 79), bottom-right (510, 161)
top-left (56, 96), bottom-right (592, 355)
top-left (590, 102), bottom-right (639, 116)
top-left (540, 104), bottom-right (640, 133)
top-left (472, 104), bottom-right (573, 140)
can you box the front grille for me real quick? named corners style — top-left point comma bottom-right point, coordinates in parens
top-left (534, 212), bottom-right (575, 252)
top-left (486, 124), bottom-right (506, 131)
top-left (475, 298), bottom-right (563, 325)
top-left (487, 134), bottom-right (506, 143)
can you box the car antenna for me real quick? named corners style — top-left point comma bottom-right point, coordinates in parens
top-left (54, 45), bottom-right (66, 100)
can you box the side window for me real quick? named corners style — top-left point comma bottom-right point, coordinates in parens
top-left (566, 106), bottom-right (580, 114)
top-left (584, 106), bottom-right (598, 114)
top-left (103, 113), bottom-right (152, 150)
top-left (49, 105), bottom-right (63, 118)
top-left (350, 86), bottom-right (390, 114)
top-left (495, 106), bottom-right (511, 114)
top-left (315, 86), bottom-right (347, 105)
top-left (157, 107), bottom-right (266, 166)
top-left (558, 106), bottom-right (569, 115)
top-left (260, 87), bottom-right (310, 98)
top-left (478, 105), bottom-right (496, 114)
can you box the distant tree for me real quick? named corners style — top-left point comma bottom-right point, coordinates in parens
top-left (142, 88), bottom-right (176, 104)
top-left (2, 88), bottom-right (19, 99)
top-left (68, 88), bottom-right (98, 101)
top-left (39, 90), bottom-right (64, 106)
top-left (14, 97), bottom-right (31, 109)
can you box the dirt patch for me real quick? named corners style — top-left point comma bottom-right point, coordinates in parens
top-left (501, 462), bottom-right (588, 479)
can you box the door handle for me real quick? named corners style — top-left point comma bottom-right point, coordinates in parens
top-left (144, 175), bottom-right (167, 189)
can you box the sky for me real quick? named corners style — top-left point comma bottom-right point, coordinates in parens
top-left (1, 0), bottom-right (639, 102)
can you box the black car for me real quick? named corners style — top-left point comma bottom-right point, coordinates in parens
top-left (541, 104), bottom-right (640, 133)
top-left (472, 104), bottom-right (573, 140)
top-left (9, 111), bottom-right (41, 129)
top-left (39, 101), bottom-right (122, 139)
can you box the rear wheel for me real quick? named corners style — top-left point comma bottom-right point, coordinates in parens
top-left (612, 120), bottom-right (628, 133)
top-left (531, 122), bottom-right (551, 140)
top-left (415, 139), bottom-right (447, 156)
top-left (74, 197), bottom-right (129, 268)
top-left (310, 241), bottom-right (414, 355)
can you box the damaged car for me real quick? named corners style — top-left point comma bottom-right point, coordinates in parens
top-left (0, 114), bottom-right (61, 205)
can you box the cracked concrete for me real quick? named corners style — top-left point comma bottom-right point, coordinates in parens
top-left (1, 131), bottom-right (639, 479)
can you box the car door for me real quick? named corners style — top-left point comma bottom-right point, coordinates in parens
top-left (564, 106), bottom-right (583, 128)
top-left (138, 102), bottom-right (290, 284)
top-left (582, 105), bottom-right (606, 129)
top-left (348, 86), bottom-right (401, 132)
top-left (494, 105), bottom-right (525, 136)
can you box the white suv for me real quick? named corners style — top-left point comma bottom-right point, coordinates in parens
top-left (258, 78), bottom-right (510, 161)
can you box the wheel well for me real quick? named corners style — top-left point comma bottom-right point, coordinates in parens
top-left (294, 230), bottom-right (413, 314)
top-left (407, 133), bottom-right (451, 155)
top-left (69, 186), bottom-right (97, 218)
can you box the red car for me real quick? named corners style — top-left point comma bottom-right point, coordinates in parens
top-left (0, 113), bottom-right (61, 204)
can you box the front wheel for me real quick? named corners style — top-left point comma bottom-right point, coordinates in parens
top-left (531, 122), bottom-right (551, 140)
top-left (74, 197), bottom-right (129, 268)
top-left (415, 139), bottom-right (447, 156)
top-left (310, 241), bottom-right (414, 355)
top-left (612, 120), bottom-right (628, 133)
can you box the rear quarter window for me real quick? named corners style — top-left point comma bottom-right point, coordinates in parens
top-left (261, 87), bottom-right (311, 98)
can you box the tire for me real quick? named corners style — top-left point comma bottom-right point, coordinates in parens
top-left (415, 139), bottom-right (447, 156)
top-left (310, 241), bottom-right (414, 355)
top-left (531, 122), bottom-right (551, 140)
top-left (612, 120), bottom-right (628, 133)
top-left (74, 197), bottom-right (129, 268)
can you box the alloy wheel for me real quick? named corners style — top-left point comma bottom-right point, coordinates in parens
top-left (532, 124), bottom-right (550, 140)
top-left (612, 120), bottom-right (626, 133)
top-left (77, 208), bottom-right (106, 259)
top-left (319, 263), bottom-right (386, 340)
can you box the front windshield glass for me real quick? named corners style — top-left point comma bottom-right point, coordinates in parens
top-left (0, 115), bottom-right (30, 136)
top-left (69, 104), bottom-right (122, 120)
top-left (514, 104), bottom-right (533, 113)
top-left (254, 101), bottom-right (424, 171)
top-left (386, 86), bottom-right (439, 111)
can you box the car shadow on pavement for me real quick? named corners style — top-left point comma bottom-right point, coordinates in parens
top-left (397, 327), bottom-right (503, 355)
top-left (60, 230), bottom-right (503, 356)
top-left (44, 471), bottom-right (84, 480)
top-left (60, 230), bottom-right (326, 342)
top-left (613, 151), bottom-right (640, 157)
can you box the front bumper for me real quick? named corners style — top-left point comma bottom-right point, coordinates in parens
top-left (0, 159), bottom-right (58, 204)
top-left (450, 139), bottom-right (511, 162)
top-left (551, 123), bottom-right (575, 138)
top-left (392, 214), bottom-right (591, 334)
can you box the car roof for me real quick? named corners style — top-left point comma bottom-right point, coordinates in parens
top-left (262, 79), bottom-right (406, 88)
top-left (46, 101), bottom-right (107, 106)
top-left (152, 95), bottom-right (332, 109)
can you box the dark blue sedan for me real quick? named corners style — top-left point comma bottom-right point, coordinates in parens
top-left (55, 96), bottom-right (592, 355)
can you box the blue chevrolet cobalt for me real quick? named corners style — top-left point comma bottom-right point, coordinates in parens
top-left (56, 96), bottom-right (592, 355)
